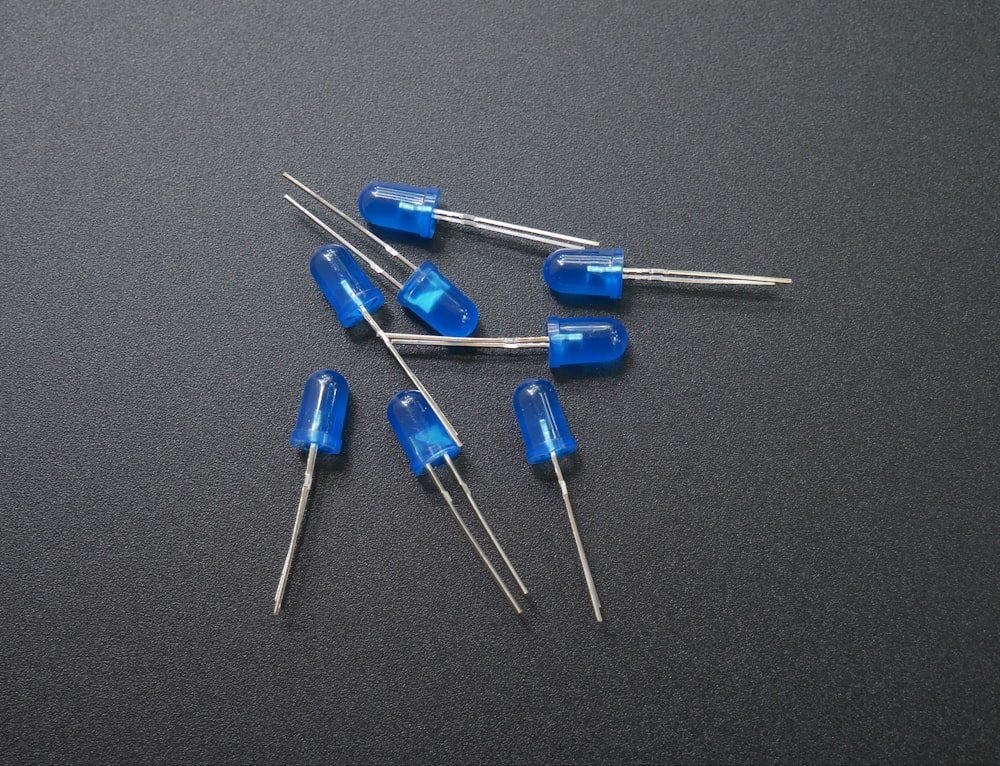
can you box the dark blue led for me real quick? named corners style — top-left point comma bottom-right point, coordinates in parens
top-left (310, 245), bottom-right (385, 328)
top-left (512, 379), bottom-right (578, 465)
top-left (546, 317), bottom-right (629, 368)
top-left (387, 390), bottom-right (461, 476)
top-left (543, 248), bottom-right (625, 299)
top-left (358, 181), bottom-right (441, 239)
top-left (289, 369), bottom-right (349, 454)
top-left (398, 261), bottom-right (479, 337)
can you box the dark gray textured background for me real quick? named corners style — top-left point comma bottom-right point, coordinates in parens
top-left (2, 2), bottom-right (998, 763)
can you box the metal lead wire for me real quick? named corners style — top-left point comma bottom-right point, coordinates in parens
top-left (432, 208), bottom-right (600, 250)
top-left (283, 172), bottom-right (418, 272)
top-left (384, 332), bottom-right (550, 350)
top-left (358, 305), bottom-right (462, 446)
top-left (426, 464), bottom-right (523, 614)
top-left (551, 450), bottom-right (603, 623)
top-left (274, 442), bottom-right (318, 615)
top-left (443, 454), bottom-right (528, 595)
top-left (621, 266), bottom-right (792, 286)
top-left (284, 194), bottom-right (405, 290)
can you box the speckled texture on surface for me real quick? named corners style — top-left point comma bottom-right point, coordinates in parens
top-left (2, 2), bottom-right (998, 763)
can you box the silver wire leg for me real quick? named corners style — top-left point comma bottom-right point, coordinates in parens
top-left (427, 465), bottom-right (524, 614)
top-left (621, 267), bottom-right (792, 286)
top-left (284, 194), bottom-right (405, 290)
top-left (282, 173), bottom-right (418, 272)
top-left (443, 454), bottom-right (529, 595)
top-left (274, 442), bottom-right (318, 615)
top-left (358, 305), bottom-right (462, 447)
top-left (383, 332), bottom-right (550, 350)
top-left (551, 451), bottom-right (603, 622)
top-left (433, 208), bottom-right (600, 250)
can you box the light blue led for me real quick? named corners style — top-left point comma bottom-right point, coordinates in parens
top-left (386, 389), bottom-right (529, 613)
top-left (358, 181), bottom-right (441, 238)
top-left (510, 377), bottom-right (603, 622)
top-left (543, 246), bottom-right (791, 298)
top-left (275, 368), bottom-right (351, 616)
top-left (386, 390), bottom-right (461, 476)
top-left (546, 317), bottom-right (628, 368)
top-left (357, 178), bottom-right (602, 249)
top-left (309, 245), bottom-right (384, 328)
top-left (289, 369), bottom-right (349, 455)
top-left (512, 379), bottom-right (577, 465)
top-left (381, 316), bottom-right (629, 371)
top-left (397, 261), bottom-right (479, 337)
top-left (543, 248), bottom-right (625, 299)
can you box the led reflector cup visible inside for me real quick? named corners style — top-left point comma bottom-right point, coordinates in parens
top-left (289, 369), bottom-right (349, 454)
top-left (512, 378), bottom-right (578, 465)
top-left (358, 181), bottom-right (441, 239)
top-left (310, 245), bottom-right (385, 328)
top-left (397, 261), bottom-right (479, 337)
top-left (542, 248), bottom-right (625, 299)
top-left (546, 317), bottom-right (629, 368)
top-left (387, 390), bottom-right (461, 475)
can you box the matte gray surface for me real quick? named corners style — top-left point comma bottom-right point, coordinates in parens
top-left (2, 2), bottom-right (998, 763)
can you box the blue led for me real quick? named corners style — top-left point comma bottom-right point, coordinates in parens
top-left (510, 377), bottom-right (603, 621)
top-left (358, 181), bottom-right (441, 239)
top-left (275, 368), bottom-right (351, 616)
top-left (387, 390), bottom-right (461, 476)
top-left (310, 244), bottom-right (385, 328)
top-left (512, 379), bottom-right (578, 465)
top-left (357, 178), bottom-right (601, 250)
top-left (289, 369), bottom-right (349, 454)
top-left (397, 261), bottom-right (479, 337)
top-left (381, 316), bottom-right (629, 370)
top-left (546, 316), bottom-right (629, 368)
top-left (386, 389), bottom-right (528, 612)
top-left (543, 248), bottom-right (625, 299)
top-left (542, 246), bottom-right (792, 298)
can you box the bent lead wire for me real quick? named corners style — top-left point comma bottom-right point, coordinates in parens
top-left (275, 369), bottom-right (349, 615)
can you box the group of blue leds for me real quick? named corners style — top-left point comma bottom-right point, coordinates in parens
top-left (273, 173), bottom-right (791, 621)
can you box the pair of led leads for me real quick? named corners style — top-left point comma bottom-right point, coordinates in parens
top-left (275, 370), bottom-right (601, 622)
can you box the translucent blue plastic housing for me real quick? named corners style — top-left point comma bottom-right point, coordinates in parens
top-left (309, 245), bottom-right (385, 328)
top-left (512, 379), bottom-right (578, 465)
top-left (289, 369), bottom-right (349, 454)
top-left (398, 261), bottom-right (479, 337)
top-left (386, 390), bottom-right (461, 476)
top-left (357, 181), bottom-right (441, 239)
top-left (546, 317), bottom-right (629, 368)
top-left (542, 248), bottom-right (625, 299)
